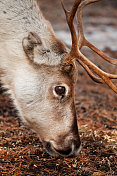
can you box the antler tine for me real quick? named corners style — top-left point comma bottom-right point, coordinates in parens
top-left (78, 51), bottom-right (117, 93)
top-left (61, 0), bottom-right (82, 65)
top-left (77, 59), bottom-right (104, 83)
top-left (77, 0), bottom-right (117, 65)
top-left (77, 0), bottom-right (101, 49)
top-left (85, 40), bottom-right (117, 65)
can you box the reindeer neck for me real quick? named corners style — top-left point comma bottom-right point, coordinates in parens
top-left (0, 0), bottom-right (54, 41)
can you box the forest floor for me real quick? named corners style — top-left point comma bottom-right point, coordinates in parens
top-left (0, 0), bottom-right (117, 175)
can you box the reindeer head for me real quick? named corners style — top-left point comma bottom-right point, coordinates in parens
top-left (20, 31), bottom-right (81, 157)
top-left (19, 0), bottom-right (117, 157)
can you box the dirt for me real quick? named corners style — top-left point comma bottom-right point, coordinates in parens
top-left (0, 0), bottom-right (117, 175)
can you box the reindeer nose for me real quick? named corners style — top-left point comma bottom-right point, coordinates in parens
top-left (44, 139), bottom-right (81, 157)
top-left (53, 139), bottom-right (81, 157)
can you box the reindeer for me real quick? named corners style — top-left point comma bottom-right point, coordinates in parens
top-left (0, 0), bottom-right (117, 157)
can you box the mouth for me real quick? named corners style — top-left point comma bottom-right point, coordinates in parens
top-left (43, 141), bottom-right (82, 158)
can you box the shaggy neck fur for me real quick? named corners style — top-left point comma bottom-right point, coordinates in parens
top-left (0, 0), bottom-right (67, 62)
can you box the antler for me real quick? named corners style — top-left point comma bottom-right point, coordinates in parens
top-left (61, 0), bottom-right (117, 93)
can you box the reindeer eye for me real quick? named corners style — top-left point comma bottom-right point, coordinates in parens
top-left (55, 86), bottom-right (66, 96)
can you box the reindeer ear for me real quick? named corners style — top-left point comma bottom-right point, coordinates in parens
top-left (22, 32), bottom-right (68, 66)
top-left (22, 32), bottom-right (50, 64)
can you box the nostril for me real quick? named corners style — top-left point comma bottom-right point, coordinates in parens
top-left (55, 148), bottom-right (72, 156)
top-left (45, 142), bottom-right (51, 149)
